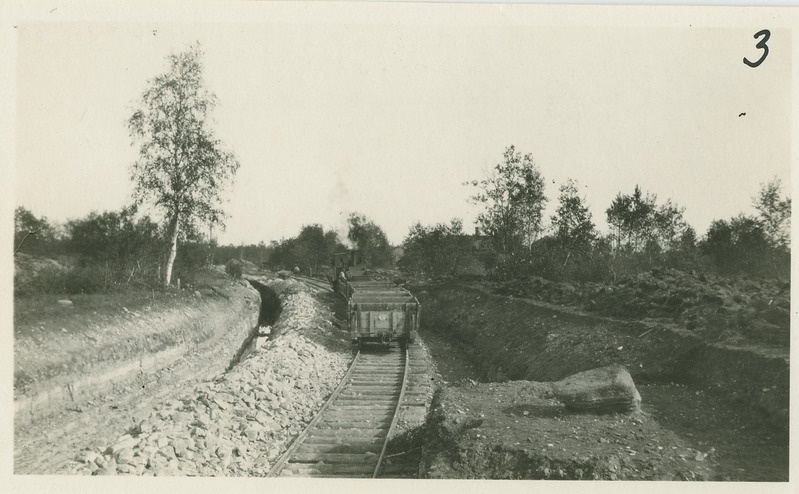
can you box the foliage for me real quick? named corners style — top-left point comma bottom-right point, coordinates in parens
top-left (606, 185), bottom-right (689, 252)
top-left (128, 42), bottom-right (240, 286)
top-left (226, 259), bottom-right (243, 278)
top-left (213, 242), bottom-right (272, 266)
top-left (550, 179), bottom-right (597, 260)
top-left (466, 145), bottom-right (547, 276)
top-left (295, 225), bottom-right (340, 271)
top-left (701, 215), bottom-right (779, 275)
top-left (753, 177), bottom-right (791, 249)
top-left (174, 240), bottom-right (215, 281)
top-left (657, 226), bottom-right (706, 271)
top-left (606, 186), bottom-right (654, 250)
top-left (13, 205), bottom-right (211, 294)
top-left (500, 178), bottom-right (604, 282)
top-left (347, 213), bottom-right (394, 267)
top-left (14, 265), bottom-right (110, 295)
top-left (398, 218), bottom-right (474, 276)
top-left (15, 206), bottom-right (56, 240)
top-left (269, 224), bottom-right (344, 272)
top-left (64, 206), bottom-right (171, 288)
top-left (653, 199), bottom-right (690, 250)
top-left (524, 235), bottom-right (613, 282)
top-left (14, 207), bottom-right (63, 255)
top-left (67, 206), bottom-right (162, 277)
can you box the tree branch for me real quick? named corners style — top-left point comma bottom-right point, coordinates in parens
top-left (14, 229), bottom-right (41, 256)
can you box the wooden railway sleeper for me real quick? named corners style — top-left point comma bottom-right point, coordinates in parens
top-left (268, 347), bottom-right (410, 478)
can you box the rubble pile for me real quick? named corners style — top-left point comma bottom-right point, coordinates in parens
top-left (63, 280), bottom-right (351, 476)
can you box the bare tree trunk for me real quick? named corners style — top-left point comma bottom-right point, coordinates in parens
top-left (164, 213), bottom-right (180, 287)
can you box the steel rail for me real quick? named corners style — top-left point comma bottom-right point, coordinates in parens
top-left (267, 349), bottom-right (362, 477)
top-left (372, 345), bottom-right (410, 478)
top-left (267, 346), bottom-right (409, 478)
top-left (296, 275), bottom-right (333, 292)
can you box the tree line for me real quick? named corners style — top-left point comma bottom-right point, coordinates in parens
top-left (14, 42), bottom-right (790, 294)
top-left (13, 204), bottom-right (397, 293)
top-left (399, 145), bottom-right (790, 281)
top-left (267, 213), bottom-right (393, 274)
top-left (13, 205), bottom-right (214, 294)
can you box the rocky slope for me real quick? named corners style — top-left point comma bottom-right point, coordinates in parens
top-left (53, 280), bottom-right (353, 476)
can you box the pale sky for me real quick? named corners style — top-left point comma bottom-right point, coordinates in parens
top-left (12, 7), bottom-right (793, 246)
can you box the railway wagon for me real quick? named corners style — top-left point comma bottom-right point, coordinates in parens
top-left (333, 251), bottom-right (420, 346)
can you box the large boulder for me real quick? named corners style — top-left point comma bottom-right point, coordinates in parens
top-left (553, 365), bottom-right (641, 413)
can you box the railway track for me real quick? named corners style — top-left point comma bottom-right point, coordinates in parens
top-left (268, 345), bottom-right (410, 478)
top-left (295, 275), bottom-right (333, 294)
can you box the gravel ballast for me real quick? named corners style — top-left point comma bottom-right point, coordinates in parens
top-left (62, 279), bottom-right (352, 476)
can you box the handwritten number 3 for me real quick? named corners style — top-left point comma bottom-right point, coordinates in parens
top-left (743, 29), bottom-right (770, 68)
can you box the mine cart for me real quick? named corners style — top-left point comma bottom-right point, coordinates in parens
top-left (333, 250), bottom-right (420, 346)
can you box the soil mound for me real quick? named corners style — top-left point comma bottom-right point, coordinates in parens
top-left (13, 252), bottom-right (70, 290)
top-left (421, 381), bottom-right (714, 480)
top-left (14, 277), bottom-right (258, 404)
top-left (496, 269), bottom-right (790, 347)
top-left (419, 283), bottom-right (788, 433)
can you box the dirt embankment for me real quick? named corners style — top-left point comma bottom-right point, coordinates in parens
top-left (14, 278), bottom-right (260, 425)
top-left (61, 279), bottom-right (353, 476)
top-left (412, 282), bottom-right (789, 480)
top-left (14, 272), bottom-right (269, 474)
top-left (495, 269), bottom-right (790, 347)
top-left (421, 381), bottom-right (714, 480)
top-left (417, 283), bottom-right (788, 432)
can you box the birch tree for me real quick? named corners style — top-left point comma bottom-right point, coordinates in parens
top-left (128, 43), bottom-right (239, 286)
top-left (551, 179), bottom-right (597, 259)
top-left (466, 146), bottom-right (547, 274)
top-left (753, 177), bottom-right (791, 249)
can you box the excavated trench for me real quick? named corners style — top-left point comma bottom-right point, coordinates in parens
top-left (227, 280), bottom-right (283, 369)
top-left (51, 277), bottom-right (357, 476)
top-left (248, 279), bottom-right (283, 327)
top-left (412, 283), bottom-right (789, 481)
top-left (15, 280), bottom-right (260, 426)
top-left (14, 278), bottom-right (263, 474)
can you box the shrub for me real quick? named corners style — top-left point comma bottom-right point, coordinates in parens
top-left (60, 265), bottom-right (112, 294)
top-left (14, 265), bottom-right (111, 295)
top-left (173, 241), bottom-right (212, 282)
top-left (226, 259), bottom-right (243, 278)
